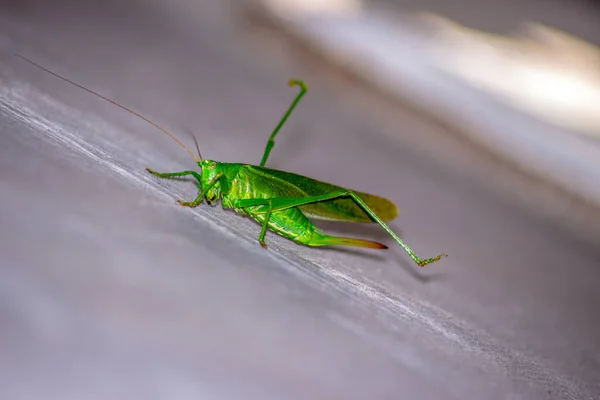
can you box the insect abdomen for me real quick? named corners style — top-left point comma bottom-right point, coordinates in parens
top-left (249, 207), bottom-right (316, 244)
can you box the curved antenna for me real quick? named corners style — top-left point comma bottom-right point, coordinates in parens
top-left (183, 128), bottom-right (203, 161)
top-left (192, 134), bottom-right (203, 161)
top-left (14, 54), bottom-right (200, 163)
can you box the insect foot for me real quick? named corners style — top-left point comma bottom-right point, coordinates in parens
top-left (418, 253), bottom-right (448, 267)
top-left (177, 199), bottom-right (200, 207)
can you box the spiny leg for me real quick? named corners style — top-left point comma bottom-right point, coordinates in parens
top-left (235, 191), bottom-right (447, 267)
top-left (146, 168), bottom-right (202, 182)
top-left (176, 172), bottom-right (223, 207)
top-left (146, 168), bottom-right (222, 208)
top-left (146, 168), bottom-right (204, 205)
top-left (344, 192), bottom-right (447, 267)
top-left (257, 200), bottom-right (273, 248)
top-left (259, 80), bottom-right (308, 167)
top-left (176, 185), bottom-right (204, 207)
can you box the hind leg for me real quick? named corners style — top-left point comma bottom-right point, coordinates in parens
top-left (234, 191), bottom-right (447, 267)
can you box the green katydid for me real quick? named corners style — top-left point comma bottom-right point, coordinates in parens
top-left (16, 54), bottom-right (447, 267)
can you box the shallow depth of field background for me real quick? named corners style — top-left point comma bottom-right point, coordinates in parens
top-left (1, 0), bottom-right (599, 399)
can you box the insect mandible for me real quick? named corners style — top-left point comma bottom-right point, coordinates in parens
top-left (16, 54), bottom-right (447, 267)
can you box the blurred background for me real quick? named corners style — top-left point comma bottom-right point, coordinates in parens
top-left (1, 0), bottom-right (599, 399)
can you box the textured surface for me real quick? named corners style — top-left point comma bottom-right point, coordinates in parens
top-left (1, 1), bottom-right (600, 399)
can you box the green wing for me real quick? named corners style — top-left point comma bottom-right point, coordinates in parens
top-left (244, 166), bottom-right (399, 223)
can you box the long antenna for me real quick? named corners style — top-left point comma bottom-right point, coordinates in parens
top-left (14, 54), bottom-right (200, 163)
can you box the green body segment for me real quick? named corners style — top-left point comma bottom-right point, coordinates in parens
top-left (220, 164), bottom-right (390, 248)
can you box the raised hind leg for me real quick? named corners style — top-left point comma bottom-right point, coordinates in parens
top-left (259, 80), bottom-right (308, 167)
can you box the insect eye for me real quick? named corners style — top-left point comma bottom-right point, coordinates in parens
top-left (210, 162), bottom-right (216, 169)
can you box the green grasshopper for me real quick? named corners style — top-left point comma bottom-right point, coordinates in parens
top-left (17, 55), bottom-right (447, 267)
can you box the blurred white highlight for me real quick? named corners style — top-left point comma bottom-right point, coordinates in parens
top-left (263, 0), bottom-right (362, 17)
top-left (420, 13), bottom-right (600, 138)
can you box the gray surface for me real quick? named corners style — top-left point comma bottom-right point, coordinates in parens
top-left (1, 1), bottom-right (600, 399)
